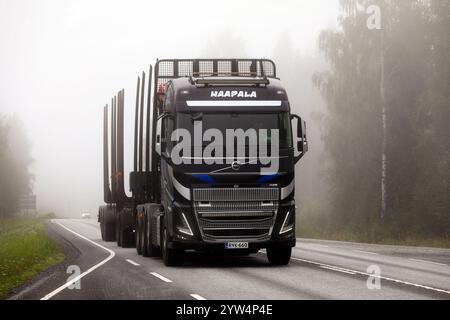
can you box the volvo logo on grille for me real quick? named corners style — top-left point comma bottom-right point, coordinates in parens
top-left (231, 161), bottom-right (241, 171)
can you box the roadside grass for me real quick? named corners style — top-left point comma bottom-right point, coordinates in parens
top-left (296, 204), bottom-right (450, 249)
top-left (297, 222), bottom-right (450, 249)
top-left (0, 216), bottom-right (64, 298)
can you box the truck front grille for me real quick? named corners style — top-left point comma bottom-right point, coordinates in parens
top-left (192, 188), bottom-right (279, 241)
top-left (193, 188), bottom-right (279, 202)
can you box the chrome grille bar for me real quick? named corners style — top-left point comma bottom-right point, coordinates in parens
top-left (194, 201), bottom-right (278, 212)
top-left (199, 212), bottom-right (274, 219)
top-left (193, 188), bottom-right (279, 201)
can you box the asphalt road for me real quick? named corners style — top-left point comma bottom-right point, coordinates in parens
top-left (9, 219), bottom-right (450, 300)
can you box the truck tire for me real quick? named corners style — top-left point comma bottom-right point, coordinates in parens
top-left (99, 207), bottom-right (116, 242)
top-left (116, 210), bottom-right (134, 248)
top-left (116, 216), bottom-right (122, 247)
top-left (267, 247), bottom-right (292, 266)
top-left (161, 226), bottom-right (183, 266)
top-left (120, 225), bottom-right (134, 248)
top-left (100, 212), bottom-right (105, 240)
top-left (141, 213), bottom-right (149, 257)
top-left (143, 205), bottom-right (160, 257)
top-left (103, 223), bottom-right (116, 241)
top-left (136, 215), bottom-right (142, 255)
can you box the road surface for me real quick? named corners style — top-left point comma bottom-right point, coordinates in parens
top-left (8, 219), bottom-right (450, 300)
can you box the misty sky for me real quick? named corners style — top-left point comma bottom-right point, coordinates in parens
top-left (0, 0), bottom-right (339, 217)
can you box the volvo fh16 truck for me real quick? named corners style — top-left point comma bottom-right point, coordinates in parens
top-left (98, 59), bottom-right (308, 266)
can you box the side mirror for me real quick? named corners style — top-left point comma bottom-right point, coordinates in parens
top-left (290, 114), bottom-right (308, 163)
top-left (155, 113), bottom-right (172, 157)
top-left (155, 117), bottom-right (162, 156)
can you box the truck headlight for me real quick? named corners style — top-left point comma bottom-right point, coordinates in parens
top-left (280, 211), bottom-right (294, 235)
top-left (177, 212), bottom-right (194, 236)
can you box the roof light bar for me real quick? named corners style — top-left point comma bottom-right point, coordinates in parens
top-left (192, 77), bottom-right (270, 86)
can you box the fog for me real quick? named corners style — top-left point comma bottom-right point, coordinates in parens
top-left (0, 0), bottom-right (338, 217)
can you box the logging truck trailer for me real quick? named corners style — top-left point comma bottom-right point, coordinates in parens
top-left (98, 59), bottom-right (308, 266)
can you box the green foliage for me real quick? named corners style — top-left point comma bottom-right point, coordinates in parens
top-left (0, 115), bottom-right (33, 217)
top-left (0, 217), bottom-right (64, 297)
top-left (312, 0), bottom-right (450, 242)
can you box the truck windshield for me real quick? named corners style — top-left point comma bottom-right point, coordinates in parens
top-left (176, 112), bottom-right (293, 149)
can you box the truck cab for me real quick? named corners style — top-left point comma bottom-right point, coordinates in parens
top-left (153, 61), bottom-right (307, 265)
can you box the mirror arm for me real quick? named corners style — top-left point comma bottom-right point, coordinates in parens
top-left (291, 114), bottom-right (306, 164)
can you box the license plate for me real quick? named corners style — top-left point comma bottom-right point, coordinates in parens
top-left (225, 242), bottom-right (249, 249)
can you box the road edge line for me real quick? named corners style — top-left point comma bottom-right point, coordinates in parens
top-left (40, 220), bottom-right (116, 300)
top-left (290, 257), bottom-right (450, 296)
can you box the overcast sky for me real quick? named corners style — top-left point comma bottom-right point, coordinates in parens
top-left (0, 0), bottom-right (339, 217)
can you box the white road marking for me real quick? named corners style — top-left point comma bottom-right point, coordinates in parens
top-left (290, 256), bottom-right (450, 296)
top-left (353, 250), bottom-right (379, 255)
top-left (409, 259), bottom-right (448, 267)
top-left (260, 249), bottom-right (450, 295)
top-left (296, 239), bottom-right (330, 248)
top-left (41, 220), bottom-right (116, 300)
top-left (190, 294), bottom-right (207, 300)
top-left (150, 272), bottom-right (173, 283)
top-left (320, 266), bottom-right (356, 275)
top-left (312, 244), bottom-right (330, 248)
top-left (126, 259), bottom-right (140, 266)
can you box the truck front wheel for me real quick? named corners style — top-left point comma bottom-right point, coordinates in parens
top-left (143, 206), bottom-right (160, 257)
top-left (267, 247), bottom-right (292, 266)
top-left (161, 227), bottom-right (183, 266)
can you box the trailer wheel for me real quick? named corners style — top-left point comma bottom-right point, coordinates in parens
top-left (135, 214), bottom-right (142, 255)
top-left (141, 213), bottom-right (149, 257)
top-left (99, 207), bottom-right (116, 242)
top-left (161, 227), bottom-right (183, 266)
top-left (103, 223), bottom-right (116, 241)
top-left (100, 224), bottom-right (105, 240)
top-left (121, 226), bottom-right (134, 248)
top-left (267, 247), bottom-right (292, 266)
top-left (116, 216), bottom-right (122, 247)
top-left (100, 212), bottom-right (105, 240)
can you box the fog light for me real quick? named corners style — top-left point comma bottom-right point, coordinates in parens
top-left (177, 213), bottom-right (194, 236)
top-left (280, 211), bottom-right (293, 235)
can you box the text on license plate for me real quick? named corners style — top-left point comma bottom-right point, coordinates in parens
top-left (225, 242), bottom-right (249, 249)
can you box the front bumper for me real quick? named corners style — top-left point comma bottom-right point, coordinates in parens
top-left (168, 237), bottom-right (296, 251)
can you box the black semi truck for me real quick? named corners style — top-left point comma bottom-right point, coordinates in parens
top-left (98, 59), bottom-right (308, 266)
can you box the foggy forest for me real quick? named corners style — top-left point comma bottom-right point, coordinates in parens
top-left (1, 0), bottom-right (449, 246)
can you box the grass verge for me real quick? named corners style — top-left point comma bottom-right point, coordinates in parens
top-left (297, 213), bottom-right (450, 249)
top-left (0, 216), bottom-right (64, 298)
